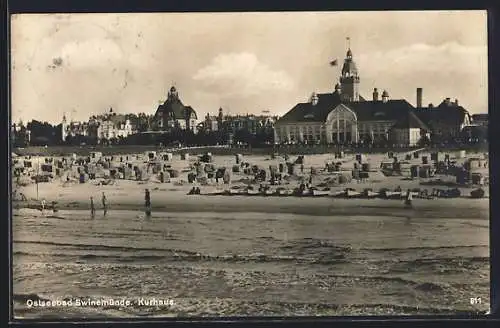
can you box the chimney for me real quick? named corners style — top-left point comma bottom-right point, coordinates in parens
top-left (373, 88), bottom-right (379, 101)
top-left (428, 103), bottom-right (434, 108)
top-left (416, 88), bottom-right (423, 108)
top-left (445, 97), bottom-right (451, 105)
top-left (454, 99), bottom-right (459, 105)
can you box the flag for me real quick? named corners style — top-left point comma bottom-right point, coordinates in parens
top-left (330, 59), bottom-right (338, 66)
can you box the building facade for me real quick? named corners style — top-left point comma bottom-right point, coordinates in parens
top-left (61, 108), bottom-right (136, 143)
top-left (413, 98), bottom-right (472, 142)
top-left (95, 108), bottom-right (135, 142)
top-left (471, 113), bottom-right (488, 127)
top-left (61, 115), bottom-right (92, 141)
top-left (154, 86), bottom-right (198, 132)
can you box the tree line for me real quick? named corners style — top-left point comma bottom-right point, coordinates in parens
top-left (11, 119), bottom-right (487, 149)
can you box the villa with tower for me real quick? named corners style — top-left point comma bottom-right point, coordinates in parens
top-left (153, 86), bottom-right (198, 132)
top-left (274, 39), bottom-right (473, 146)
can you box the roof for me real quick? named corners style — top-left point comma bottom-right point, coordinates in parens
top-left (342, 60), bottom-right (358, 76)
top-left (472, 113), bottom-right (488, 121)
top-left (346, 99), bottom-right (416, 122)
top-left (278, 93), bottom-right (418, 125)
top-left (277, 92), bottom-right (342, 123)
top-left (414, 100), bottom-right (470, 126)
top-left (392, 111), bottom-right (429, 130)
top-left (277, 93), bottom-right (417, 124)
top-left (341, 49), bottom-right (358, 76)
top-left (155, 96), bottom-right (198, 120)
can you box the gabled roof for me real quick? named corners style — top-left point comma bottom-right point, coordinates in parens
top-left (414, 101), bottom-right (470, 126)
top-left (277, 92), bottom-right (342, 123)
top-left (472, 113), bottom-right (488, 121)
top-left (392, 111), bottom-right (429, 130)
top-left (184, 106), bottom-right (198, 120)
top-left (347, 99), bottom-right (415, 122)
top-left (155, 97), bottom-right (197, 120)
top-left (277, 94), bottom-right (416, 124)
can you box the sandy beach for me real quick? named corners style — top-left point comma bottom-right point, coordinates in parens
top-left (12, 150), bottom-right (489, 218)
top-left (12, 149), bottom-right (490, 317)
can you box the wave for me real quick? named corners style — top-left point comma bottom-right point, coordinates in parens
top-left (14, 240), bottom-right (196, 254)
top-left (13, 250), bottom-right (348, 265)
top-left (357, 244), bottom-right (489, 252)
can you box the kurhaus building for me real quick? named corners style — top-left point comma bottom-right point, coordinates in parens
top-left (274, 46), bottom-right (470, 146)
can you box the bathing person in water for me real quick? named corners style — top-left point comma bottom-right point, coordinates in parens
top-left (101, 192), bottom-right (107, 215)
top-left (90, 196), bottom-right (95, 217)
top-left (145, 189), bottom-right (151, 217)
top-left (404, 189), bottom-right (413, 208)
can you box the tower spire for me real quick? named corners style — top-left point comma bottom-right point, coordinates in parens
top-left (346, 37), bottom-right (350, 51)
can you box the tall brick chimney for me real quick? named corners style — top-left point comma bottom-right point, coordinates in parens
top-left (416, 88), bottom-right (423, 108)
top-left (373, 88), bottom-right (379, 101)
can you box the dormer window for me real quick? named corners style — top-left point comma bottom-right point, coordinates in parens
top-left (310, 92), bottom-right (319, 106)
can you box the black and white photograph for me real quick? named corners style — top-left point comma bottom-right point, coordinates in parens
top-left (10, 11), bottom-right (490, 318)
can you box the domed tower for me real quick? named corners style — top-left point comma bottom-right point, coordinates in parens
top-left (217, 107), bottom-right (224, 131)
top-left (339, 42), bottom-right (360, 102)
top-left (168, 86), bottom-right (179, 100)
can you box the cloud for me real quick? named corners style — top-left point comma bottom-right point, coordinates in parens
top-left (356, 42), bottom-right (487, 75)
top-left (352, 42), bottom-right (487, 111)
top-left (55, 38), bottom-right (124, 68)
top-left (192, 52), bottom-right (295, 97)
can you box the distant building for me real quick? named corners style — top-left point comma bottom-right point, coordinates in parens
top-left (199, 107), bottom-right (223, 133)
top-left (471, 113), bottom-right (488, 126)
top-left (61, 114), bottom-right (92, 141)
top-left (154, 86), bottom-right (198, 132)
top-left (95, 108), bottom-right (135, 142)
top-left (275, 43), bottom-right (469, 146)
top-left (200, 107), bottom-right (277, 137)
top-left (11, 122), bottom-right (31, 146)
top-left (61, 108), bottom-right (136, 143)
top-left (413, 98), bottom-right (472, 141)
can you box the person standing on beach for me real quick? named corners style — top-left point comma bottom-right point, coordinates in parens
top-left (404, 189), bottom-right (413, 209)
top-left (90, 196), bottom-right (96, 218)
top-left (102, 192), bottom-right (108, 216)
top-left (40, 199), bottom-right (46, 214)
top-left (145, 189), bottom-right (151, 217)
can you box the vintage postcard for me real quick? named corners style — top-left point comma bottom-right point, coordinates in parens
top-left (10, 11), bottom-right (489, 318)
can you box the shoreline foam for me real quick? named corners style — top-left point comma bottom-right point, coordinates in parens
top-left (13, 195), bottom-right (489, 219)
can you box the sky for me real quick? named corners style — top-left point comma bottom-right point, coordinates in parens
top-left (10, 11), bottom-right (488, 125)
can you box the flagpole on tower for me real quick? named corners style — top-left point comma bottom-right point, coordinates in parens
top-left (346, 36), bottom-right (350, 50)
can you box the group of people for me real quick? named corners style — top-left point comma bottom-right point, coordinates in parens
top-left (37, 190), bottom-right (152, 218)
top-left (89, 192), bottom-right (108, 217)
top-left (40, 199), bottom-right (58, 214)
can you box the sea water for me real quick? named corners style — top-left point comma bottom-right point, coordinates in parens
top-left (12, 209), bottom-right (490, 318)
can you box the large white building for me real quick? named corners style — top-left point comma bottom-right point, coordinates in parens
top-left (274, 45), bottom-right (469, 146)
top-left (61, 108), bottom-right (136, 143)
